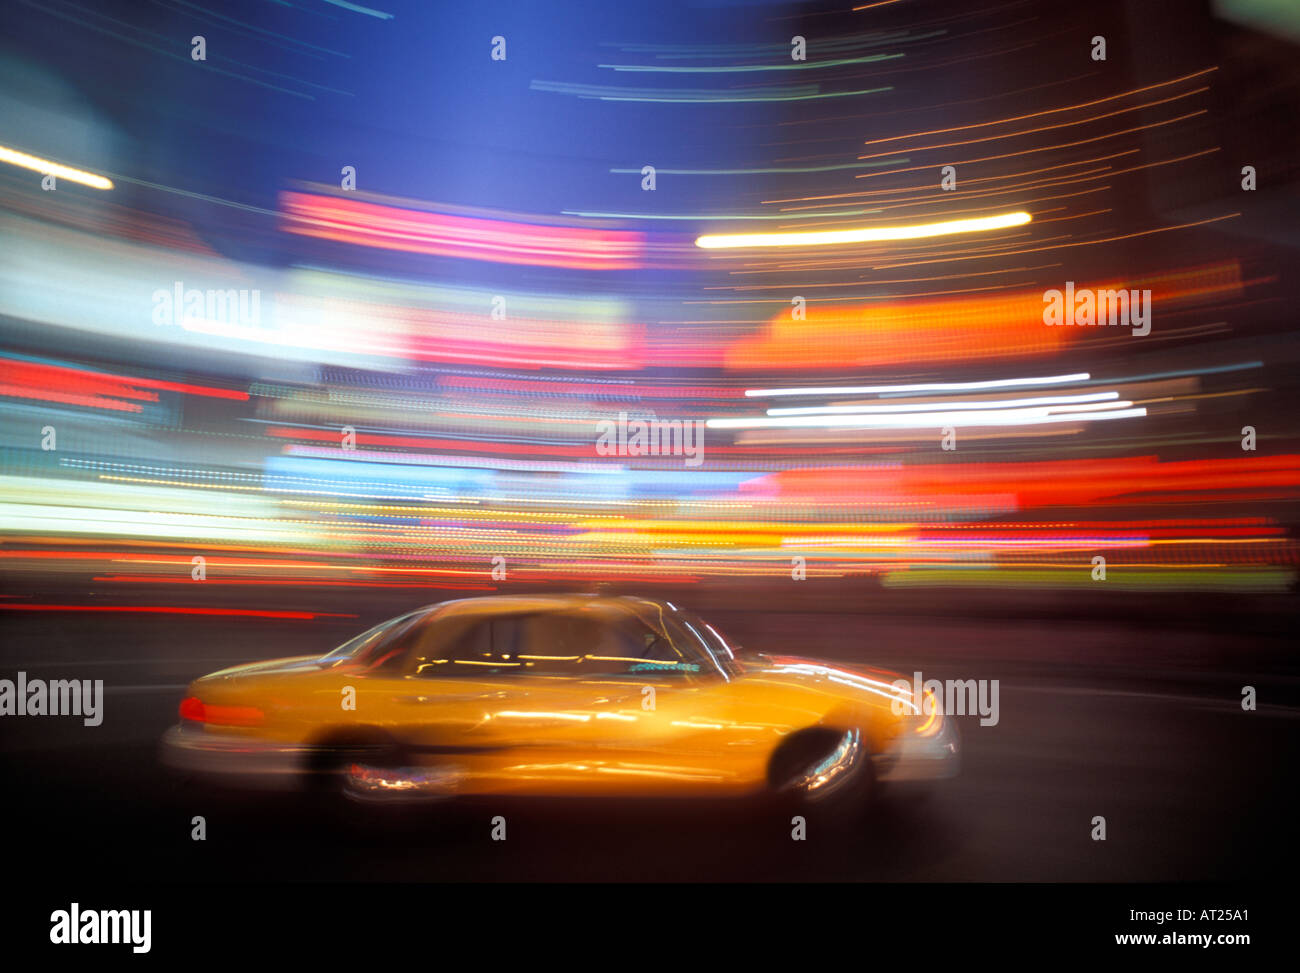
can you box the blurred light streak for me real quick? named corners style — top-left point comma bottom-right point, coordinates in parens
top-left (0, 357), bottom-right (249, 407)
top-left (0, 605), bottom-right (356, 618)
top-left (437, 374), bottom-right (747, 401)
top-left (747, 373), bottom-right (1091, 397)
top-left (767, 391), bottom-right (1120, 415)
top-left (598, 54), bottom-right (903, 72)
top-left (695, 211), bottom-right (1031, 249)
top-left (726, 262), bottom-right (1241, 369)
top-left (740, 457), bottom-right (1300, 508)
top-left (281, 191), bottom-right (646, 269)
top-left (879, 568), bottom-right (1293, 592)
top-left (855, 68), bottom-right (1216, 147)
top-left (767, 151), bottom-right (1138, 206)
top-left (93, 577), bottom-right (494, 590)
top-left (322, 0), bottom-right (394, 19)
top-left (851, 109), bottom-right (1211, 179)
top-left (856, 86), bottom-right (1211, 160)
top-left (529, 80), bottom-right (893, 103)
top-left (708, 406), bottom-right (1147, 430)
top-left (0, 144), bottom-right (113, 189)
top-left (565, 207), bottom-right (883, 220)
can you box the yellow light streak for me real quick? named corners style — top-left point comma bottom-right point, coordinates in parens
top-left (695, 211), bottom-right (1030, 249)
top-left (0, 145), bottom-right (113, 190)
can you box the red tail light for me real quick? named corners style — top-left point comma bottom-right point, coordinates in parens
top-left (179, 696), bottom-right (264, 726)
top-left (179, 696), bottom-right (204, 721)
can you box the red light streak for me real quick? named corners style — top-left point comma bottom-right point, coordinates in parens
top-left (281, 191), bottom-right (646, 270)
top-left (0, 605), bottom-right (356, 619)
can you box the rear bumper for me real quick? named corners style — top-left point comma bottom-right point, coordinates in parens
top-left (160, 723), bottom-right (310, 789)
top-left (872, 718), bottom-right (961, 782)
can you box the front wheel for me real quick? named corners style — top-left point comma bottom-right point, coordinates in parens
top-left (768, 727), bottom-right (875, 825)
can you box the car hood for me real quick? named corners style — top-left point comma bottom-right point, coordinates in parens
top-left (740, 654), bottom-right (916, 712)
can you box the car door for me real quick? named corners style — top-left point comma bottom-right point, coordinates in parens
top-left (495, 606), bottom-right (763, 796)
top-left (569, 608), bottom-right (788, 795)
top-left (347, 608), bottom-right (627, 793)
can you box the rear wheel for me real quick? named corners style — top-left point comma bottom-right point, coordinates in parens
top-left (306, 731), bottom-right (393, 789)
top-left (305, 732), bottom-right (454, 835)
top-left (307, 730), bottom-right (466, 810)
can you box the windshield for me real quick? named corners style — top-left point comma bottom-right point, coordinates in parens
top-left (622, 601), bottom-right (744, 680)
top-left (318, 609), bottom-right (427, 666)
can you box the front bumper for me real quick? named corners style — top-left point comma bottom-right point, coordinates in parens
top-left (872, 717), bottom-right (961, 782)
top-left (160, 723), bottom-right (311, 790)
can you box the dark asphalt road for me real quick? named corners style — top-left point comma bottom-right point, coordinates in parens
top-left (2, 591), bottom-right (1297, 881)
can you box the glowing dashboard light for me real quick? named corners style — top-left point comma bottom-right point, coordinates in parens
top-left (695, 210), bottom-right (1030, 249)
top-left (0, 145), bottom-right (114, 190)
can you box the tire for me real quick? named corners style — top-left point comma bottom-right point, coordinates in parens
top-left (768, 727), bottom-right (875, 825)
top-left (304, 730), bottom-right (403, 798)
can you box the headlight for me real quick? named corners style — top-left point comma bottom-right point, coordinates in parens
top-left (913, 687), bottom-right (943, 737)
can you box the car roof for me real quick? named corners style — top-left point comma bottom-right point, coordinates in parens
top-left (422, 593), bottom-right (671, 618)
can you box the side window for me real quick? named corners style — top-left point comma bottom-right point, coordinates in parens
top-left (519, 612), bottom-right (602, 659)
top-left (411, 614), bottom-right (528, 677)
top-left (518, 610), bottom-right (699, 677)
top-left (405, 608), bottom-right (708, 678)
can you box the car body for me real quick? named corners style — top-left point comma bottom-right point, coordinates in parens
top-left (161, 595), bottom-right (958, 809)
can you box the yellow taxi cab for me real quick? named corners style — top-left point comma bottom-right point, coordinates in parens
top-left (162, 595), bottom-right (958, 816)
